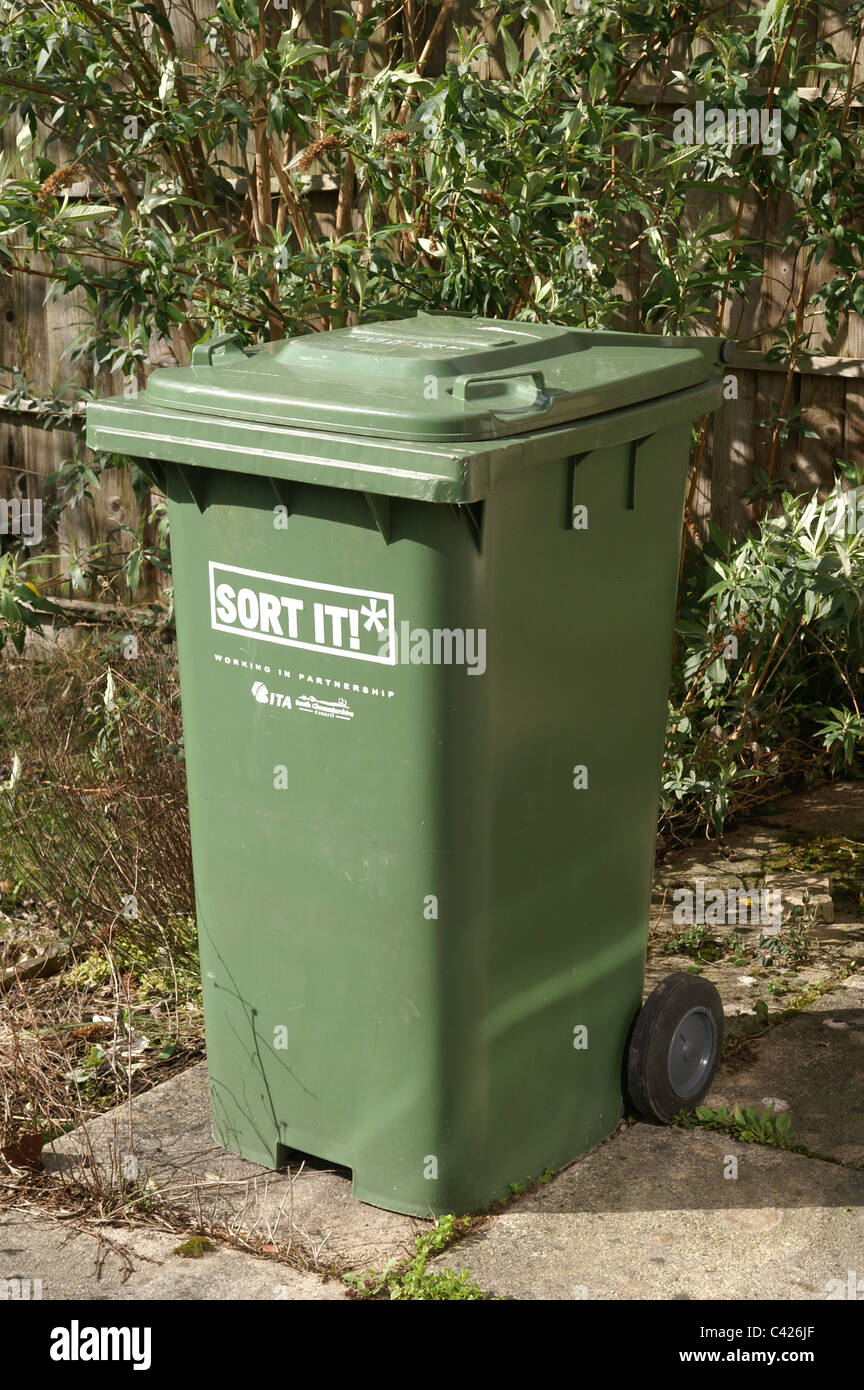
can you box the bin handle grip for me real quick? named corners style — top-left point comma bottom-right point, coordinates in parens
top-left (191, 332), bottom-right (246, 367)
top-left (452, 370), bottom-right (551, 417)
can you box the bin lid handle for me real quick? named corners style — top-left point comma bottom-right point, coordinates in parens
top-left (190, 332), bottom-right (247, 367)
top-left (451, 370), bottom-right (551, 418)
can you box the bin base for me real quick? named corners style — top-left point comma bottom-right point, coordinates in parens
top-left (212, 1105), bottom-right (625, 1219)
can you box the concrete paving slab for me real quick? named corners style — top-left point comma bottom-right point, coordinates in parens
top-left (710, 972), bottom-right (864, 1165)
top-left (743, 781), bottom-right (864, 839)
top-left (763, 871), bottom-right (834, 922)
top-left (43, 1062), bottom-right (423, 1269)
top-left (811, 917), bottom-right (864, 960)
top-left (430, 1125), bottom-right (864, 1300)
top-left (0, 1211), bottom-right (347, 1300)
top-left (644, 920), bottom-right (864, 1017)
top-left (654, 782), bottom-right (864, 903)
top-left (643, 954), bottom-right (769, 1016)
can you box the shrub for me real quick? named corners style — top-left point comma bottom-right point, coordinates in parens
top-left (662, 479), bottom-right (864, 841)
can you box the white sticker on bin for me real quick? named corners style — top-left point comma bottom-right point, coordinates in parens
top-left (209, 561), bottom-right (396, 664)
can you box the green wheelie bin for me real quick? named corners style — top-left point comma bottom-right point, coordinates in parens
top-left (86, 312), bottom-right (727, 1217)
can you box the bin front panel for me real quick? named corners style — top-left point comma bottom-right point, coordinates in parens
top-left (165, 415), bottom-right (690, 1216)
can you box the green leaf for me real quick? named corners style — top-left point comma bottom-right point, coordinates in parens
top-left (138, 191), bottom-right (202, 216)
top-left (124, 548), bottom-right (141, 598)
top-left (755, 0), bottom-right (789, 55)
top-left (158, 59), bottom-right (177, 103)
top-left (499, 25), bottom-right (521, 79)
top-left (588, 59), bottom-right (606, 102)
top-left (52, 203), bottom-right (115, 223)
top-left (130, 1), bottom-right (173, 33)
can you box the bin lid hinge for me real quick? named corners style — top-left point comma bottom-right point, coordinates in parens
top-left (363, 492), bottom-right (391, 543)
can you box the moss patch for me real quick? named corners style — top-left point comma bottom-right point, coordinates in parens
top-left (174, 1236), bottom-right (217, 1258)
top-left (766, 835), bottom-right (864, 917)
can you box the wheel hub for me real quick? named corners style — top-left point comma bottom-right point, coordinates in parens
top-left (667, 1006), bottom-right (717, 1099)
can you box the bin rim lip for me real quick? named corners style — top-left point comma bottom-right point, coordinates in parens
top-left (85, 369), bottom-right (726, 505)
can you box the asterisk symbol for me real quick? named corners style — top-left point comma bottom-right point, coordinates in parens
top-left (360, 599), bottom-right (388, 634)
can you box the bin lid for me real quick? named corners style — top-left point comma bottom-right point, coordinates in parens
top-left (141, 312), bottom-right (710, 444)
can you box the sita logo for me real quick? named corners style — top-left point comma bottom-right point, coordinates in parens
top-left (251, 681), bottom-right (292, 709)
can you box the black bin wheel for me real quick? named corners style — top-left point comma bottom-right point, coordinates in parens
top-left (626, 972), bottom-right (724, 1123)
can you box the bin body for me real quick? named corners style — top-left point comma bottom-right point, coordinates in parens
top-left (87, 313), bottom-right (724, 1215)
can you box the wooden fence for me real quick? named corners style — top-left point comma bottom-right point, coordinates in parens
top-left (1, 0), bottom-right (862, 605)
